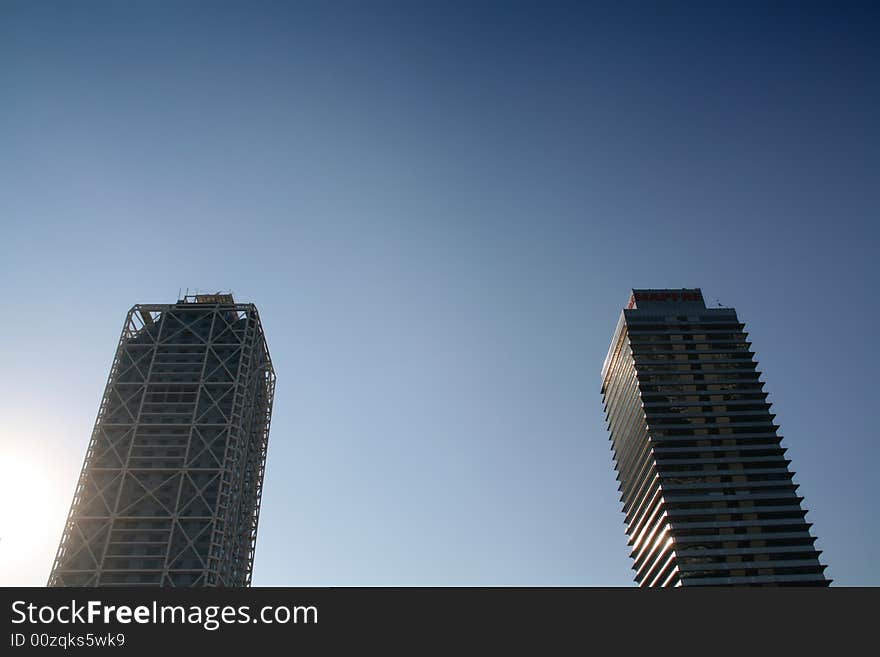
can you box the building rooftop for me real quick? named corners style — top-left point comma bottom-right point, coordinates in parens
top-left (627, 288), bottom-right (705, 310)
top-left (177, 292), bottom-right (235, 305)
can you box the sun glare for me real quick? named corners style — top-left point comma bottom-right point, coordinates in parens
top-left (0, 451), bottom-right (71, 586)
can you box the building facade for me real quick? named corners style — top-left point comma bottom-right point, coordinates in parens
top-left (49, 294), bottom-right (275, 587)
top-left (601, 289), bottom-right (828, 586)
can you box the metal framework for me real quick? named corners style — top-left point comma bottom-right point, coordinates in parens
top-left (49, 295), bottom-right (275, 587)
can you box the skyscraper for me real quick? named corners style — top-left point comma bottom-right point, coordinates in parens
top-left (49, 294), bottom-right (275, 587)
top-left (601, 289), bottom-right (828, 586)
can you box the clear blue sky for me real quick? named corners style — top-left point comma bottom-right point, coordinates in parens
top-left (0, 1), bottom-right (877, 586)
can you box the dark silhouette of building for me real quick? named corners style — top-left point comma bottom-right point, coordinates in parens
top-left (49, 294), bottom-right (275, 586)
top-left (601, 289), bottom-right (828, 586)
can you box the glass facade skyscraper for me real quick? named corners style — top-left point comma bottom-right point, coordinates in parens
top-left (601, 289), bottom-right (828, 586)
top-left (49, 295), bottom-right (275, 587)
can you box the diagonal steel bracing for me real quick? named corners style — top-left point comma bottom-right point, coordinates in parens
top-left (49, 297), bottom-right (275, 587)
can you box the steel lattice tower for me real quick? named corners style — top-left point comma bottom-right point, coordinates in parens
top-left (601, 289), bottom-right (828, 586)
top-left (49, 294), bottom-right (275, 587)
